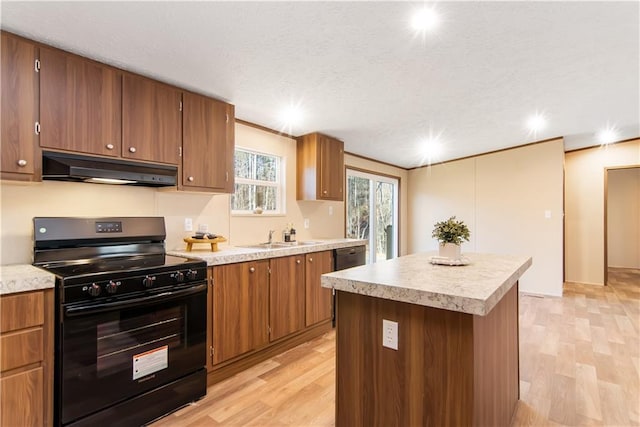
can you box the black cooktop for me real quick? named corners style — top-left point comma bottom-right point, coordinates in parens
top-left (41, 254), bottom-right (203, 279)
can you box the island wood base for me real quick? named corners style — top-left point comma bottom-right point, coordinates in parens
top-left (335, 283), bottom-right (519, 426)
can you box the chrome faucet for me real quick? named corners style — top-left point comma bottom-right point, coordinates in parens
top-left (267, 230), bottom-right (275, 244)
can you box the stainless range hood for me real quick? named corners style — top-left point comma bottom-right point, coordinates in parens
top-left (42, 151), bottom-right (177, 187)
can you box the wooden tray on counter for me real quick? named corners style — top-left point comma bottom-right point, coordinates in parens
top-left (183, 236), bottom-right (227, 252)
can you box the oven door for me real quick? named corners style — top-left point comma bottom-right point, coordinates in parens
top-left (58, 282), bottom-right (207, 426)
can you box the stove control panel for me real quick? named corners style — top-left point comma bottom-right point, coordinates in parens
top-left (63, 263), bottom-right (207, 303)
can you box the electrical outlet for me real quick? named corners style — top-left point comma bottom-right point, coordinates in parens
top-left (382, 319), bottom-right (398, 350)
top-left (329, 206), bottom-right (333, 215)
top-left (184, 218), bottom-right (193, 232)
top-left (544, 210), bottom-right (551, 219)
top-left (198, 224), bottom-right (208, 232)
top-left (304, 218), bottom-right (310, 229)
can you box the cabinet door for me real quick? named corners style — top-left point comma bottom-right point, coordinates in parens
top-left (1, 33), bottom-right (38, 177)
top-left (40, 47), bottom-right (121, 156)
top-left (305, 251), bottom-right (334, 326)
top-left (212, 260), bottom-right (269, 364)
top-left (182, 93), bottom-right (234, 191)
top-left (0, 367), bottom-right (43, 427)
top-left (318, 135), bottom-right (344, 201)
top-left (122, 74), bottom-right (181, 164)
top-left (270, 255), bottom-right (305, 341)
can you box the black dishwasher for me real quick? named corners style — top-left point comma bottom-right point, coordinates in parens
top-left (334, 245), bottom-right (366, 270)
top-left (332, 245), bottom-right (366, 325)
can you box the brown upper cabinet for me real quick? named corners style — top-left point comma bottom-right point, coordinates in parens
top-left (122, 74), bottom-right (182, 165)
top-left (1, 31), bottom-right (235, 192)
top-left (1, 33), bottom-right (39, 180)
top-left (182, 92), bottom-right (235, 192)
top-left (39, 46), bottom-right (122, 157)
top-left (296, 132), bottom-right (345, 201)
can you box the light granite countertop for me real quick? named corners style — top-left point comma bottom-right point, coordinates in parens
top-left (321, 252), bottom-right (532, 316)
top-left (168, 238), bottom-right (367, 266)
top-left (0, 264), bottom-right (55, 296)
top-left (0, 239), bottom-right (366, 295)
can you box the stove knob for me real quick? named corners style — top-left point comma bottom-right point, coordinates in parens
top-left (142, 276), bottom-right (156, 288)
top-left (173, 271), bottom-right (185, 282)
top-left (186, 269), bottom-right (198, 280)
top-left (87, 283), bottom-right (101, 297)
top-left (106, 280), bottom-right (119, 294)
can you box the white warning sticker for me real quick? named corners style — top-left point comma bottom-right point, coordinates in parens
top-left (133, 345), bottom-right (168, 380)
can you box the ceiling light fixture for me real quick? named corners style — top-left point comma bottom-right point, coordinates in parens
top-left (526, 112), bottom-right (547, 137)
top-left (597, 124), bottom-right (618, 145)
top-left (278, 103), bottom-right (304, 134)
top-left (411, 6), bottom-right (439, 33)
top-left (420, 133), bottom-right (444, 166)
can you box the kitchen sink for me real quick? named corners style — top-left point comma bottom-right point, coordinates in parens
top-left (240, 241), bottom-right (321, 249)
top-left (240, 242), bottom-right (294, 249)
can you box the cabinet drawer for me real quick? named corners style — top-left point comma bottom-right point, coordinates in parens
top-left (1, 291), bottom-right (44, 333)
top-left (0, 367), bottom-right (44, 427)
top-left (1, 328), bottom-right (43, 372)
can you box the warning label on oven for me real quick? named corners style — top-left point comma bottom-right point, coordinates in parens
top-left (133, 345), bottom-right (168, 380)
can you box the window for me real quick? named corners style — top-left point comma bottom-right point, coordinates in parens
top-left (346, 169), bottom-right (399, 264)
top-left (231, 148), bottom-right (284, 214)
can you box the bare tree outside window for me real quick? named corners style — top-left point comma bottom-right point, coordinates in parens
top-left (346, 170), bottom-right (398, 263)
top-left (231, 148), bottom-right (282, 214)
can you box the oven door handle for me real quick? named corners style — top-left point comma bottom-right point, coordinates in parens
top-left (64, 283), bottom-right (207, 317)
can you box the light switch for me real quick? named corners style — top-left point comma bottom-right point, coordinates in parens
top-left (304, 218), bottom-right (310, 229)
top-left (544, 210), bottom-right (551, 219)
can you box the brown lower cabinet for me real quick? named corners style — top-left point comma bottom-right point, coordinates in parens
top-left (207, 251), bottom-right (335, 384)
top-left (211, 259), bottom-right (269, 366)
top-left (269, 255), bottom-right (305, 341)
top-left (305, 251), bottom-right (334, 326)
top-left (0, 289), bottom-right (53, 427)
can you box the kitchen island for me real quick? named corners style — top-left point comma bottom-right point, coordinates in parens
top-left (321, 252), bottom-right (532, 427)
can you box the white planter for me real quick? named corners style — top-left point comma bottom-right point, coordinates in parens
top-left (439, 243), bottom-right (461, 260)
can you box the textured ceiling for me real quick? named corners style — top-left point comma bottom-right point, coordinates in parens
top-left (1, 1), bottom-right (638, 169)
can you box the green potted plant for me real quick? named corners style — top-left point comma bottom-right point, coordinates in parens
top-left (432, 216), bottom-right (470, 260)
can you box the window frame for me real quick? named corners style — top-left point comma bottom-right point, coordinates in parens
top-left (231, 147), bottom-right (285, 216)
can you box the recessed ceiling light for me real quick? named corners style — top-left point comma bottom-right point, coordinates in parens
top-left (278, 103), bottom-right (304, 133)
top-left (411, 6), bottom-right (439, 33)
top-left (597, 124), bottom-right (618, 145)
top-left (526, 112), bottom-right (547, 135)
top-left (420, 135), bottom-right (444, 166)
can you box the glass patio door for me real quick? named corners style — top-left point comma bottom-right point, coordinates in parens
top-left (346, 169), bottom-right (399, 264)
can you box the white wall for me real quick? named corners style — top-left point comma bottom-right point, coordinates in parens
top-left (607, 167), bottom-right (640, 269)
top-left (565, 139), bottom-right (640, 285)
top-left (408, 139), bottom-right (565, 296)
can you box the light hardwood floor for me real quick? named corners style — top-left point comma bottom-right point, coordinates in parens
top-left (152, 269), bottom-right (640, 426)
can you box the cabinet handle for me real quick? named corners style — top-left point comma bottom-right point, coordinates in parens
top-left (323, 190), bottom-right (327, 194)
top-left (249, 267), bottom-right (255, 273)
top-left (106, 144), bottom-right (114, 150)
top-left (296, 259), bottom-right (301, 264)
top-left (308, 258), bottom-right (313, 263)
top-left (129, 147), bottom-right (137, 153)
top-left (187, 176), bottom-right (194, 182)
top-left (17, 159), bottom-right (27, 167)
